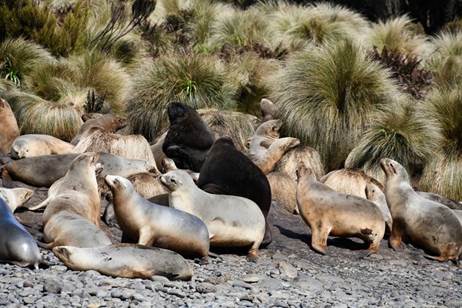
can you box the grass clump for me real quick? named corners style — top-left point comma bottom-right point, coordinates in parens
top-left (271, 40), bottom-right (400, 170)
top-left (420, 86), bottom-right (462, 200)
top-left (127, 52), bottom-right (234, 140)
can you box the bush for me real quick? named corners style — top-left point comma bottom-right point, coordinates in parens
top-left (271, 40), bottom-right (401, 170)
top-left (127, 52), bottom-right (234, 140)
top-left (345, 98), bottom-right (441, 182)
top-left (419, 86), bottom-right (462, 200)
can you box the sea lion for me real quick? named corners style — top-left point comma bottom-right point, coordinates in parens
top-left (106, 175), bottom-right (209, 257)
top-left (417, 191), bottom-right (462, 211)
top-left (3, 153), bottom-right (156, 187)
top-left (380, 158), bottom-right (462, 263)
top-left (0, 98), bottom-right (19, 155)
top-left (71, 114), bottom-right (127, 145)
top-left (321, 169), bottom-right (392, 231)
top-left (0, 187), bottom-right (34, 212)
top-left (34, 153), bottom-right (101, 226)
top-left (296, 165), bottom-right (385, 254)
top-left (42, 212), bottom-right (112, 248)
top-left (273, 145), bottom-right (325, 182)
top-left (365, 183), bottom-right (393, 232)
top-left (0, 198), bottom-right (41, 268)
top-left (74, 128), bottom-right (158, 170)
top-left (10, 134), bottom-right (75, 159)
top-left (163, 102), bottom-right (214, 172)
top-left (267, 172), bottom-right (298, 214)
top-left (162, 170), bottom-right (265, 259)
top-left (127, 172), bottom-right (167, 199)
top-left (453, 210), bottom-right (462, 225)
top-left (198, 137), bottom-right (272, 246)
top-left (260, 98), bottom-right (278, 122)
top-left (248, 120), bottom-right (300, 175)
top-left (52, 244), bottom-right (193, 280)
top-left (151, 132), bottom-right (167, 173)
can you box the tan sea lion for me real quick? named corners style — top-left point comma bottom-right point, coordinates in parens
top-left (0, 187), bottom-right (34, 212)
top-left (34, 153), bottom-right (101, 226)
top-left (267, 172), bottom-right (298, 214)
top-left (365, 183), bottom-right (393, 232)
top-left (161, 170), bottom-right (265, 259)
top-left (380, 158), bottom-right (462, 263)
top-left (0, 98), bottom-right (19, 155)
top-left (10, 134), bottom-right (75, 159)
top-left (453, 210), bottom-right (462, 225)
top-left (3, 153), bottom-right (156, 188)
top-left (296, 165), bottom-right (385, 254)
top-left (127, 172), bottom-right (167, 199)
top-left (71, 114), bottom-right (127, 145)
top-left (248, 120), bottom-right (300, 175)
top-left (105, 175), bottom-right (209, 257)
top-left (52, 244), bottom-right (192, 280)
top-left (321, 169), bottom-right (392, 231)
top-left (260, 98), bottom-right (278, 122)
top-left (74, 128), bottom-right (158, 170)
top-left (151, 132), bottom-right (168, 173)
top-left (0, 198), bottom-right (41, 268)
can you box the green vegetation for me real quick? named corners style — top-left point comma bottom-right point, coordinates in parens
top-left (0, 0), bottom-right (461, 197)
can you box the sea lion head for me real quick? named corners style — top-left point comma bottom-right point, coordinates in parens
top-left (0, 187), bottom-right (34, 212)
top-left (162, 158), bottom-right (178, 172)
top-left (380, 158), bottom-right (409, 183)
top-left (52, 246), bottom-right (81, 268)
top-left (255, 119), bottom-right (282, 139)
top-left (296, 163), bottom-right (314, 182)
top-left (214, 136), bottom-right (235, 148)
top-left (10, 139), bottom-right (29, 159)
top-left (160, 170), bottom-right (194, 191)
top-left (105, 175), bottom-right (133, 194)
top-left (167, 102), bottom-right (192, 124)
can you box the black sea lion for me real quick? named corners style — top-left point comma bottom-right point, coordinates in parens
top-left (197, 137), bottom-right (272, 246)
top-left (163, 102), bottom-right (214, 172)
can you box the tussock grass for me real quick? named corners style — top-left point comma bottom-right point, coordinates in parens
top-left (271, 40), bottom-right (400, 170)
top-left (127, 52), bottom-right (233, 140)
top-left (368, 16), bottom-right (428, 56)
top-left (420, 86), bottom-right (462, 200)
top-left (345, 98), bottom-right (441, 182)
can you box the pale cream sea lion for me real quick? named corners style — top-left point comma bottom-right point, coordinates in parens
top-left (0, 187), bottom-right (34, 212)
top-left (52, 244), bottom-right (193, 280)
top-left (0, 98), bottom-right (20, 155)
top-left (10, 134), bottom-right (75, 159)
top-left (161, 170), bottom-right (265, 259)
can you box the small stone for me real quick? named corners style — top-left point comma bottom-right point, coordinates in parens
top-left (278, 261), bottom-right (298, 279)
top-left (166, 289), bottom-right (186, 298)
top-left (152, 276), bottom-right (170, 283)
top-left (23, 281), bottom-right (34, 288)
top-left (44, 277), bottom-right (62, 294)
top-left (232, 280), bottom-right (254, 290)
top-left (242, 274), bottom-right (260, 283)
top-left (196, 283), bottom-right (217, 294)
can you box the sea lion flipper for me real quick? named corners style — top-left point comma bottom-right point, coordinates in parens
top-left (29, 198), bottom-right (49, 211)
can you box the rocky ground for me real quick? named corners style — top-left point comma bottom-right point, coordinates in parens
top-left (1, 195), bottom-right (461, 308)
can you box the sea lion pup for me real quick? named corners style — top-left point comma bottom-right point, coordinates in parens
top-left (0, 198), bottom-right (41, 268)
top-left (71, 114), bottom-right (127, 145)
top-left (320, 169), bottom-right (392, 231)
top-left (198, 137), bottom-right (272, 246)
top-left (248, 120), bottom-right (300, 174)
top-left (105, 175), bottom-right (209, 257)
top-left (380, 158), bottom-right (462, 263)
top-left (4, 153), bottom-right (156, 188)
top-left (296, 165), bottom-right (385, 254)
top-left (260, 98), bottom-right (278, 122)
top-left (161, 170), bottom-right (265, 259)
top-left (163, 102), bottom-right (214, 172)
top-left (52, 244), bottom-right (193, 281)
top-left (10, 134), bottom-right (75, 159)
top-left (0, 98), bottom-right (19, 155)
top-left (73, 128), bottom-right (158, 170)
top-left (0, 187), bottom-right (34, 212)
top-left (32, 153), bottom-right (101, 226)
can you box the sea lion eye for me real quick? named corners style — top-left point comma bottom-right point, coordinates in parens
top-left (170, 178), bottom-right (177, 184)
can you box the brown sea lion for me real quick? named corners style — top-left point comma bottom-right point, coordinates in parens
top-left (381, 158), bottom-right (462, 263)
top-left (0, 98), bottom-right (19, 155)
top-left (71, 114), bottom-right (127, 145)
top-left (296, 165), bottom-right (385, 254)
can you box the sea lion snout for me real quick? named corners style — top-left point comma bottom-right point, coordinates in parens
top-left (52, 246), bottom-right (72, 262)
top-left (380, 158), bottom-right (398, 177)
top-left (296, 163), bottom-right (312, 181)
